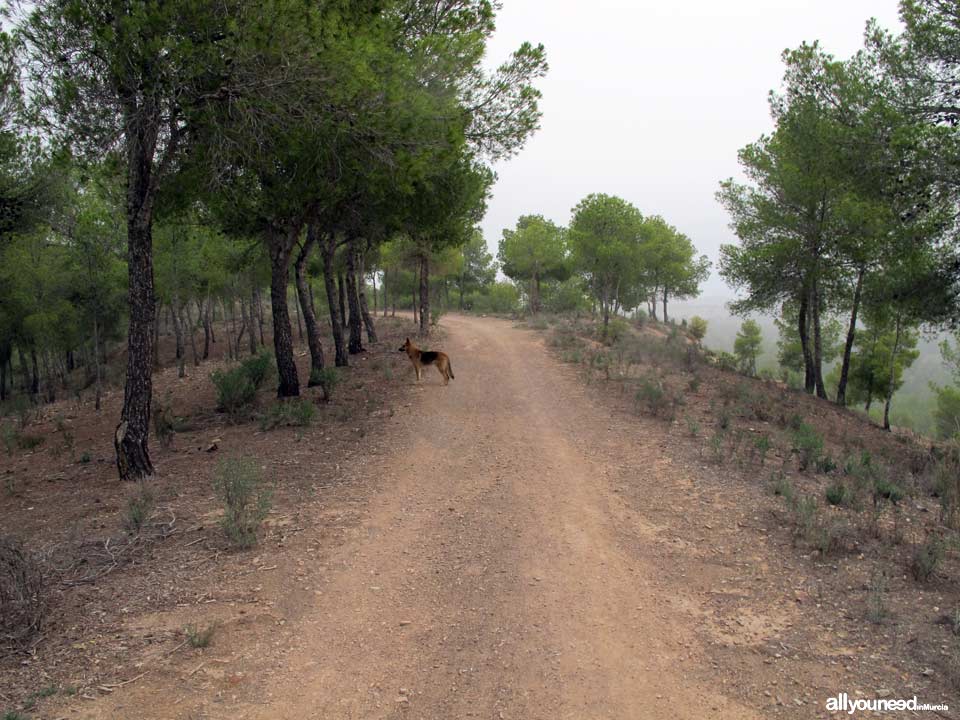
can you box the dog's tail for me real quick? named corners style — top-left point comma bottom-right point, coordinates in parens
top-left (448, 359), bottom-right (455, 380)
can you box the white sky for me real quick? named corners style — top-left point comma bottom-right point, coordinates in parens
top-left (481, 0), bottom-right (904, 295)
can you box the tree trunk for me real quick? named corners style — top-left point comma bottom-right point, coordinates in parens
top-left (419, 252), bottom-right (431, 336)
top-left (798, 289), bottom-right (815, 395)
top-left (811, 279), bottom-right (826, 399)
top-left (202, 297), bottom-right (212, 360)
top-left (29, 348), bottom-right (39, 397)
top-left (883, 310), bottom-right (903, 431)
top-left (295, 224), bottom-right (325, 384)
top-left (184, 303), bottom-right (200, 367)
top-left (267, 228), bottom-right (300, 397)
top-left (171, 298), bottom-right (185, 378)
top-left (93, 313), bottom-right (102, 411)
top-left (321, 235), bottom-right (348, 367)
top-left (836, 267), bottom-right (864, 406)
top-left (255, 286), bottom-right (265, 346)
top-left (247, 287), bottom-right (258, 355)
top-left (345, 242), bottom-right (365, 353)
top-left (358, 249), bottom-right (378, 343)
top-left (412, 284), bottom-right (419, 326)
top-left (338, 273), bottom-right (347, 330)
top-left (115, 203), bottom-right (157, 481)
top-left (662, 287), bottom-right (669, 324)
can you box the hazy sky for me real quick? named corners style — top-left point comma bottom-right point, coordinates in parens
top-left (481, 0), bottom-right (904, 295)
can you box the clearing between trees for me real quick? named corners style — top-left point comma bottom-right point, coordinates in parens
top-left (3, 313), bottom-right (957, 719)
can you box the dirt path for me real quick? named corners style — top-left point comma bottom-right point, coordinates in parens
top-left (74, 314), bottom-right (769, 719)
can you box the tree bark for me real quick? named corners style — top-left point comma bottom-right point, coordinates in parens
top-left (202, 297), bottom-right (212, 360)
top-left (171, 298), bottom-right (186, 378)
top-left (321, 235), bottom-right (348, 367)
top-left (338, 273), bottom-right (347, 329)
top-left (836, 267), bottom-right (864, 406)
top-left (419, 252), bottom-right (430, 336)
top-left (358, 248), bottom-right (378, 343)
top-left (295, 224), bottom-right (325, 383)
top-left (267, 227), bottom-right (300, 397)
top-left (811, 279), bottom-right (827, 399)
top-left (115, 203), bottom-right (157, 481)
top-left (798, 289), bottom-right (815, 395)
top-left (345, 242), bottom-right (365, 353)
top-left (662, 287), bottom-right (669, 324)
top-left (883, 310), bottom-right (903, 431)
top-left (255, 286), bottom-right (265, 346)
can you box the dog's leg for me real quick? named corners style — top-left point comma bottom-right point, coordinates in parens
top-left (437, 364), bottom-right (447, 385)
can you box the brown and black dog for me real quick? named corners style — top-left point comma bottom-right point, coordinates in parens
top-left (398, 337), bottom-right (455, 385)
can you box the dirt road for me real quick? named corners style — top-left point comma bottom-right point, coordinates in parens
top-left (77, 314), bottom-right (769, 719)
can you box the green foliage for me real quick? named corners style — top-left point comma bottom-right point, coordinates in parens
top-left (185, 623), bottom-right (216, 649)
top-left (825, 479), bottom-right (849, 506)
top-left (933, 384), bottom-right (960, 439)
top-left (910, 536), bottom-right (944, 582)
top-left (866, 571), bottom-right (888, 624)
top-left (733, 319), bottom-right (763, 376)
top-left (467, 282), bottom-right (520, 314)
top-left (213, 457), bottom-right (271, 549)
top-left (310, 367), bottom-right (340, 402)
top-left (771, 471), bottom-right (794, 501)
top-left (753, 434), bottom-right (771, 465)
top-left (498, 215), bottom-right (568, 313)
top-left (259, 398), bottom-right (315, 431)
top-left (122, 482), bottom-right (154, 535)
top-left (688, 316), bottom-right (708, 343)
top-left (791, 422), bottom-right (823, 472)
top-left (634, 375), bottom-right (677, 419)
top-left (240, 352), bottom-right (274, 391)
top-left (211, 367), bottom-right (256, 417)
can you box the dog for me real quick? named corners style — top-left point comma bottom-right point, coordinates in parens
top-left (398, 337), bottom-right (455, 385)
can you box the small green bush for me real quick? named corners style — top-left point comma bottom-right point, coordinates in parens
top-left (211, 367), bottom-right (256, 416)
top-left (152, 397), bottom-right (175, 449)
top-left (213, 457), bottom-right (271, 549)
top-left (873, 475), bottom-right (904, 506)
top-left (310, 367), bottom-right (340, 402)
top-left (123, 482), bottom-right (154, 535)
top-left (771, 471), bottom-right (794, 501)
top-left (185, 623), bottom-right (217, 648)
top-left (910, 536), bottom-right (944, 582)
top-left (753, 434), bottom-right (771, 466)
top-left (16, 433), bottom-right (44, 451)
top-left (866, 571), bottom-right (888, 624)
top-left (816, 453), bottom-right (837, 474)
top-left (792, 422), bottom-right (823, 472)
top-left (259, 398), bottom-right (316, 431)
top-left (1, 423), bottom-right (15, 456)
top-left (240, 351), bottom-right (274, 390)
top-left (825, 480), bottom-right (849, 506)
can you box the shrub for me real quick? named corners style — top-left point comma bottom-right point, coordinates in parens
top-left (214, 457), bottom-right (271, 549)
top-left (792, 422), bottom-right (823, 472)
top-left (825, 480), bottom-right (849, 506)
top-left (815, 453), bottom-right (837, 474)
top-left (123, 482), bottom-right (155, 535)
top-left (211, 367), bottom-right (256, 417)
top-left (16, 433), bottom-right (44, 451)
top-left (431, 306), bottom-right (446, 327)
top-left (259, 398), bottom-right (316, 431)
top-left (910, 536), bottom-right (944, 582)
top-left (601, 318), bottom-right (630, 346)
top-left (185, 623), bottom-right (216, 648)
top-left (310, 367), bottom-right (340, 402)
top-left (240, 351), bottom-right (274, 390)
top-left (866, 571), bottom-right (888, 624)
top-left (771, 471), bottom-right (794, 501)
top-left (0, 536), bottom-right (45, 649)
top-left (152, 397), bottom-right (175, 449)
top-left (873, 474), bottom-right (904, 506)
top-left (707, 429), bottom-right (726, 465)
top-left (753, 434), bottom-right (771, 466)
top-left (1, 423), bottom-right (15, 456)
top-left (685, 416), bottom-right (700, 437)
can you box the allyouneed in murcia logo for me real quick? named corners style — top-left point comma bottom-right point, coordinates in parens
top-left (826, 693), bottom-right (949, 714)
